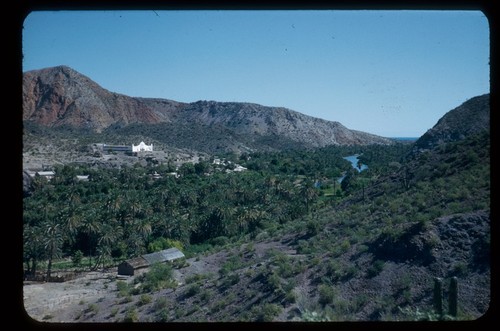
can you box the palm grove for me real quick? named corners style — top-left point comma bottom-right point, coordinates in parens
top-left (23, 144), bottom-right (382, 278)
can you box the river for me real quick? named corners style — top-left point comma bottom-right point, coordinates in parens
top-left (343, 154), bottom-right (368, 172)
top-left (337, 154), bottom-right (368, 183)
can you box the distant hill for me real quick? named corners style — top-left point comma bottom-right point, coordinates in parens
top-left (411, 94), bottom-right (489, 154)
top-left (23, 65), bottom-right (393, 152)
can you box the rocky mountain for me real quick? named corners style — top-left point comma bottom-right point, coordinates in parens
top-left (23, 66), bottom-right (393, 149)
top-left (22, 66), bottom-right (171, 132)
top-left (411, 94), bottom-right (490, 153)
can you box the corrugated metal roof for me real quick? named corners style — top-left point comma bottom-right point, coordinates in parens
top-left (124, 256), bottom-right (149, 268)
top-left (37, 171), bottom-right (55, 176)
top-left (142, 248), bottom-right (185, 265)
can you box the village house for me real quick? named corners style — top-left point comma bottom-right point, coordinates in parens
top-left (117, 247), bottom-right (185, 276)
top-left (34, 170), bottom-right (55, 180)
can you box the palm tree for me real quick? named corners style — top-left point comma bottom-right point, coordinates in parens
top-left (134, 218), bottom-right (152, 243)
top-left (43, 219), bottom-right (63, 279)
top-left (300, 182), bottom-right (319, 212)
top-left (105, 190), bottom-right (122, 216)
top-left (196, 206), bottom-right (232, 241)
top-left (23, 225), bottom-right (45, 278)
top-left (94, 222), bottom-right (123, 270)
top-left (79, 205), bottom-right (101, 269)
top-left (237, 207), bottom-right (265, 234)
top-left (234, 207), bottom-right (248, 234)
top-left (60, 205), bottom-right (82, 246)
top-left (126, 232), bottom-right (145, 257)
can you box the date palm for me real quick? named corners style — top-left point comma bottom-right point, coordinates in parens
top-left (94, 222), bottom-right (123, 270)
top-left (23, 225), bottom-right (45, 277)
top-left (79, 205), bottom-right (101, 268)
top-left (300, 183), bottom-right (319, 212)
top-left (43, 219), bottom-right (63, 279)
top-left (134, 218), bottom-right (152, 242)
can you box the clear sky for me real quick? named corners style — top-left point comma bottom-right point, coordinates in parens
top-left (22, 9), bottom-right (489, 137)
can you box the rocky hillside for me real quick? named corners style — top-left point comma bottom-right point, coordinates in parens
top-left (22, 66), bottom-right (172, 131)
top-left (411, 94), bottom-right (490, 154)
top-left (23, 66), bottom-right (393, 150)
top-left (174, 100), bottom-right (391, 147)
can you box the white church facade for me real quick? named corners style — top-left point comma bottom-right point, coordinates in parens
top-left (132, 141), bottom-right (153, 152)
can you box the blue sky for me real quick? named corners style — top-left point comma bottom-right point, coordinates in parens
top-left (22, 10), bottom-right (489, 137)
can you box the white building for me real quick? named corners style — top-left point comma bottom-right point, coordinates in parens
top-left (76, 175), bottom-right (89, 181)
top-left (233, 165), bottom-right (247, 172)
top-left (132, 141), bottom-right (153, 152)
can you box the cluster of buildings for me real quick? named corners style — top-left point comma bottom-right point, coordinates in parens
top-left (26, 170), bottom-right (89, 182)
top-left (96, 141), bottom-right (154, 154)
top-left (213, 158), bottom-right (248, 173)
top-left (26, 142), bottom-right (251, 183)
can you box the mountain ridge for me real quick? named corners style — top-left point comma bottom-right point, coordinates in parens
top-left (23, 65), bottom-right (393, 149)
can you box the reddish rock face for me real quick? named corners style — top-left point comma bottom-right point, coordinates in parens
top-left (22, 66), bottom-right (165, 132)
top-left (22, 65), bottom-right (394, 146)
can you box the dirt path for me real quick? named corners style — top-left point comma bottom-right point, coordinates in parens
top-left (23, 270), bottom-right (120, 322)
top-left (21, 256), bottom-right (222, 323)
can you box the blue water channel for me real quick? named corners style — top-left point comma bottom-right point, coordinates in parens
top-left (343, 154), bottom-right (368, 172)
top-left (337, 154), bottom-right (368, 183)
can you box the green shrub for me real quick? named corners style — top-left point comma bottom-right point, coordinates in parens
top-left (110, 307), bottom-right (119, 317)
top-left (210, 300), bottom-right (226, 313)
top-left (221, 273), bottom-right (240, 289)
top-left (123, 308), bottom-right (139, 322)
top-left (210, 236), bottom-right (229, 246)
top-left (285, 289), bottom-right (297, 305)
top-left (116, 280), bottom-right (130, 297)
top-left (318, 284), bottom-right (335, 306)
top-left (367, 260), bottom-right (385, 278)
top-left (451, 262), bottom-right (468, 277)
top-left (140, 263), bottom-right (174, 292)
top-left (153, 297), bottom-right (168, 311)
top-left (185, 284), bottom-right (201, 298)
top-left (251, 303), bottom-right (282, 322)
top-left (156, 308), bottom-right (170, 322)
top-left (185, 273), bottom-right (205, 284)
top-left (340, 239), bottom-right (351, 252)
top-left (264, 271), bottom-right (282, 294)
top-left (137, 294), bottom-right (152, 306)
top-left (72, 250), bottom-right (83, 267)
top-left (86, 303), bottom-right (99, 314)
top-left (306, 220), bottom-right (320, 236)
top-left (200, 289), bottom-right (213, 302)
